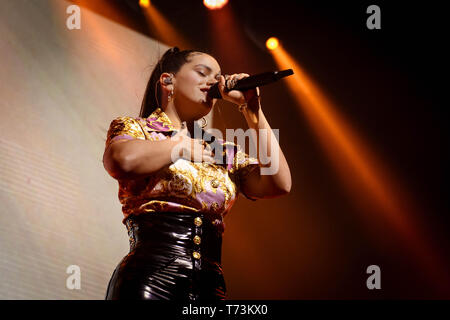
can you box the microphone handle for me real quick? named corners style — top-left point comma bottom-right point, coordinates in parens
top-left (225, 69), bottom-right (293, 92)
top-left (208, 69), bottom-right (293, 99)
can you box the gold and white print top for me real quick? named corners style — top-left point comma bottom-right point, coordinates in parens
top-left (105, 108), bottom-right (261, 230)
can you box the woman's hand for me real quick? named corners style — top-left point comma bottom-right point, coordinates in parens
top-left (170, 123), bottom-right (216, 164)
top-left (218, 73), bottom-right (261, 113)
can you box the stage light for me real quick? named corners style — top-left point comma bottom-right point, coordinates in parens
top-left (266, 37), bottom-right (279, 50)
top-left (139, 0), bottom-right (150, 8)
top-left (139, 0), bottom-right (190, 48)
top-left (204, 0), bottom-right (228, 10)
top-left (269, 47), bottom-right (450, 293)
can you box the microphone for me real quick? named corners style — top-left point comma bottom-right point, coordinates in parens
top-left (207, 69), bottom-right (294, 99)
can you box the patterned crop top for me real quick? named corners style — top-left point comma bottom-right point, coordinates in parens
top-left (105, 108), bottom-right (261, 231)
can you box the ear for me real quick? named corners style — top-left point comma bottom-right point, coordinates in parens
top-left (160, 73), bottom-right (175, 92)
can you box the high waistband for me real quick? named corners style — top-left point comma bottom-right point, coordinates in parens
top-left (125, 212), bottom-right (223, 265)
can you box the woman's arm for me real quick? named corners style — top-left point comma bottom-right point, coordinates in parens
top-left (103, 126), bottom-right (215, 181)
top-left (240, 98), bottom-right (292, 199)
top-left (217, 74), bottom-right (292, 199)
top-left (103, 138), bottom-right (180, 180)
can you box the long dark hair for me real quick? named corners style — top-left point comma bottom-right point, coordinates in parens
top-left (139, 47), bottom-right (203, 118)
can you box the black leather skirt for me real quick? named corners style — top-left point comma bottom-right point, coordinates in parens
top-left (105, 211), bottom-right (226, 301)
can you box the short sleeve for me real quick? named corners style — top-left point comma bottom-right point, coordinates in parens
top-left (233, 145), bottom-right (261, 201)
top-left (105, 116), bottom-right (146, 148)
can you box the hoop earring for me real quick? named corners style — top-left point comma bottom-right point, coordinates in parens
top-left (200, 117), bottom-right (207, 128)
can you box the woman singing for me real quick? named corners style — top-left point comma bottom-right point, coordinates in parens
top-left (103, 47), bottom-right (292, 300)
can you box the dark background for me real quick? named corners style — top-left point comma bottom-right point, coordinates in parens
top-left (72, 0), bottom-right (449, 298)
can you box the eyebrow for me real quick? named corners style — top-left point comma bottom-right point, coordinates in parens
top-left (195, 64), bottom-right (221, 76)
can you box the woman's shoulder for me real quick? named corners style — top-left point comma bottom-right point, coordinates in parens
top-left (105, 116), bottom-right (147, 147)
top-left (109, 115), bottom-right (141, 126)
top-left (108, 115), bottom-right (168, 132)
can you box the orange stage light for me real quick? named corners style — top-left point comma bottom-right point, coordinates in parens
top-left (270, 45), bottom-right (450, 294)
top-left (139, 0), bottom-right (150, 8)
top-left (139, 1), bottom-right (190, 49)
top-left (266, 37), bottom-right (279, 50)
top-left (204, 0), bottom-right (229, 10)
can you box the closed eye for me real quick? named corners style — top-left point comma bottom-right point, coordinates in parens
top-left (197, 71), bottom-right (206, 77)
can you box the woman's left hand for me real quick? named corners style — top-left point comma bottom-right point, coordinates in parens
top-left (218, 73), bottom-right (260, 113)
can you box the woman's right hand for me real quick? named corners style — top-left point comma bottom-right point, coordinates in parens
top-left (170, 123), bottom-right (216, 164)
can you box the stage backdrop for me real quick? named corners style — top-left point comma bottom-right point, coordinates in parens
top-left (0, 0), bottom-right (196, 299)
